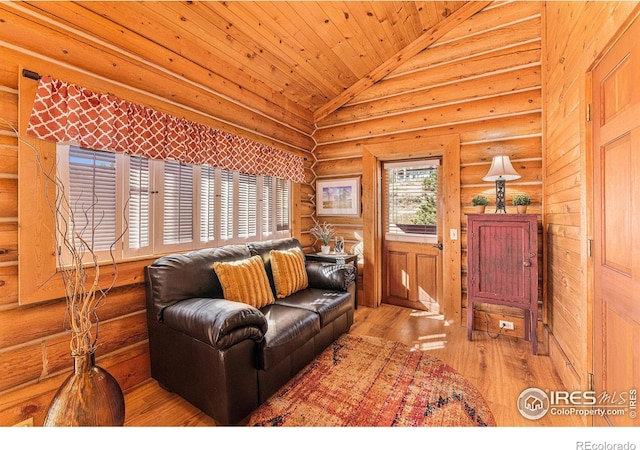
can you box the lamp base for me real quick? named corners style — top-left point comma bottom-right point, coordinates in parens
top-left (495, 179), bottom-right (507, 213)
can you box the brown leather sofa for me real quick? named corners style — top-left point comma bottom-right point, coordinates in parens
top-left (144, 237), bottom-right (356, 425)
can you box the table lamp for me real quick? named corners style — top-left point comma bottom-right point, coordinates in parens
top-left (482, 155), bottom-right (521, 213)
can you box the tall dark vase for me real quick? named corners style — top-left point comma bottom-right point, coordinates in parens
top-left (44, 351), bottom-right (125, 426)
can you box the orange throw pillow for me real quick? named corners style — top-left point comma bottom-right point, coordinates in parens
top-left (213, 255), bottom-right (275, 308)
top-left (270, 248), bottom-right (309, 298)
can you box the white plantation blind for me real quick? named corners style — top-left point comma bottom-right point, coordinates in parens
top-left (238, 173), bottom-right (257, 239)
top-left (262, 176), bottom-right (274, 237)
top-left (60, 145), bottom-right (291, 261)
top-left (128, 155), bottom-right (149, 250)
top-left (200, 165), bottom-right (216, 243)
top-left (68, 146), bottom-right (117, 252)
top-left (163, 160), bottom-right (193, 245)
top-left (276, 178), bottom-right (290, 232)
top-left (220, 169), bottom-right (234, 240)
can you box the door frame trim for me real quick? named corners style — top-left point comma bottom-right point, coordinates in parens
top-left (361, 134), bottom-right (461, 322)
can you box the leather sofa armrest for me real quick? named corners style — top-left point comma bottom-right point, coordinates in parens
top-left (306, 262), bottom-right (356, 292)
top-left (162, 298), bottom-right (268, 350)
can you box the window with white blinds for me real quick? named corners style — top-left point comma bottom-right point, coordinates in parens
top-left (58, 145), bottom-right (292, 263)
top-left (384, 159), bottom-right (439, 238)
top-left (238, 173), bottom-right (257, 239)
top-left (276, 177), bottom-right (290, 232)
top-left (262, 176), bottom-right (274, 237)
top-left (67, 146), bottom-right (117, 255)
top-left (162, 160), bottom-right (193, 247)
top-left (200, 165), bottom-right (216, 243)
top-left (128, 155), bottom-right (150, 252)
top-left (219, 169), bottom-right (234, 240)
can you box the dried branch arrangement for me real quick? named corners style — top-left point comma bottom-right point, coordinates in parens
top-left (5, 119), bottom-right (124, 356)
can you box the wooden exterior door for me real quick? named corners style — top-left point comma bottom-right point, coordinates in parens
top-left (382, 161), bottom-right (443, 313)
top-left (592, 17), bottom-right (640, 427)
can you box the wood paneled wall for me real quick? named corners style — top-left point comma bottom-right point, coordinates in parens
top-left (0, 25), bottom-right (313, 427)
top-left (543, 1), bottom-right (639, 391)
top-left (311, 1), bottom-right (543, 333)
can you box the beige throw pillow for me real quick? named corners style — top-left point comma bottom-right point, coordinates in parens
top-left (270, 248), bottom-right (309, 298)
top-left (213, 255), bottom-right (275, 308)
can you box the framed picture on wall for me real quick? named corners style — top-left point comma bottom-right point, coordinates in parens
top-left (316, 177), bottom-right (361, 216)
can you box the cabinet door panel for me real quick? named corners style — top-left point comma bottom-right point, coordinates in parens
top-left (475, 222), bottom-right (529, 303)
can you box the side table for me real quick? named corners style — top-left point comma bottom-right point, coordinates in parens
top-left (305, 253), bottom-right (359, 309)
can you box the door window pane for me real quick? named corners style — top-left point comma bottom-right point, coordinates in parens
top-left (385, 160), bottom-right (439, 236)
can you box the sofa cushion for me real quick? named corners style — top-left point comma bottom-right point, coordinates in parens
top-left (214, 255), bottom-right (275, 308)
top-left (247, 238), bottom-right (303, 294)
top-left (270, 248), bottom-right (308, 298)
top-left (162, 297), bottom-right (268, 350)
top-left (145, 244), bottom-right (251, 321)
top-left (258, 304), bottom-right (320, 371)
top-left (275, 288), bottom-right (352, 327)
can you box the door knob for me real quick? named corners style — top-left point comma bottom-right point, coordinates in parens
top-left (433, 243), bottom-right (443, 250)
top-left (523, 261), bottom-right (531, 267)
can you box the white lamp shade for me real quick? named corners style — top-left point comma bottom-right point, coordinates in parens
top-left (482, 155), bottom-right (521, 182)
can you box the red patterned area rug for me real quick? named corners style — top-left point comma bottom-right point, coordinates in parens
top-left (248, 334), bottom-right (495, 427)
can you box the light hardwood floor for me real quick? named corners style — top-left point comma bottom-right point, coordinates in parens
top-left (123, 304), bottom-right (584, 427)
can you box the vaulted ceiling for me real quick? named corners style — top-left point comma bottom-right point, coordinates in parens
top-left (11, 1), bottom-right (476, 134)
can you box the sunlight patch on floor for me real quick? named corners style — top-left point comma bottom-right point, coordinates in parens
top-left (410, 332), bottom-right (448, 351)
top-left (409, 310), bottom-right (444, 321)
top-left (407, 309), bottom-right (449, 350)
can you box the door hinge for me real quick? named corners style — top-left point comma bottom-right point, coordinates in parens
top-left (587, 239), bottom-right (593, 258)
top-left (588, 372), bottom-right (594, 391)
top-left (587, 103), bottom-right (592, 122)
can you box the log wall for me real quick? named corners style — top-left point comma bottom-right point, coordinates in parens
top-left (0, 16), bottom-right (313, 426)
top-left (311, 1), bottom-right (544, 334)
top-left (543, 1), bottom-right (639, 391)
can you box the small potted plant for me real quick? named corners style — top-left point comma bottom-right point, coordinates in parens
top-left (513, 193), bottom-right (531, 213)
top-left (471, 195), bottom-right (489, 213)
top-left (310, 220), bottom-right (335, 254)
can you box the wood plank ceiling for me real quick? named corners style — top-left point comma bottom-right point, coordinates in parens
top-left (11, 1), bottom-right (469, 136)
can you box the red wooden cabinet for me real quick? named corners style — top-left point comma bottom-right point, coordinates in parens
top-left (466, 214), bottom-right (538, 354)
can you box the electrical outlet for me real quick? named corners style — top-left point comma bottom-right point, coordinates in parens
top-left (499, 320), bottom-right (514, 330)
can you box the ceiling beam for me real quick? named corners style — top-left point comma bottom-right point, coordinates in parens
top-left (313, 1), bottom-right (492, 123)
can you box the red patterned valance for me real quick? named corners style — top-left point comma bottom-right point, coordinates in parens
top-left (26, 76), bottom-right (305, 183)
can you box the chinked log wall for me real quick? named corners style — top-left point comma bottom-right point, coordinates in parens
top-left (311, 2), bottom-right (544, 337)
top-left (0, 7), bottom-right (314, 426)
